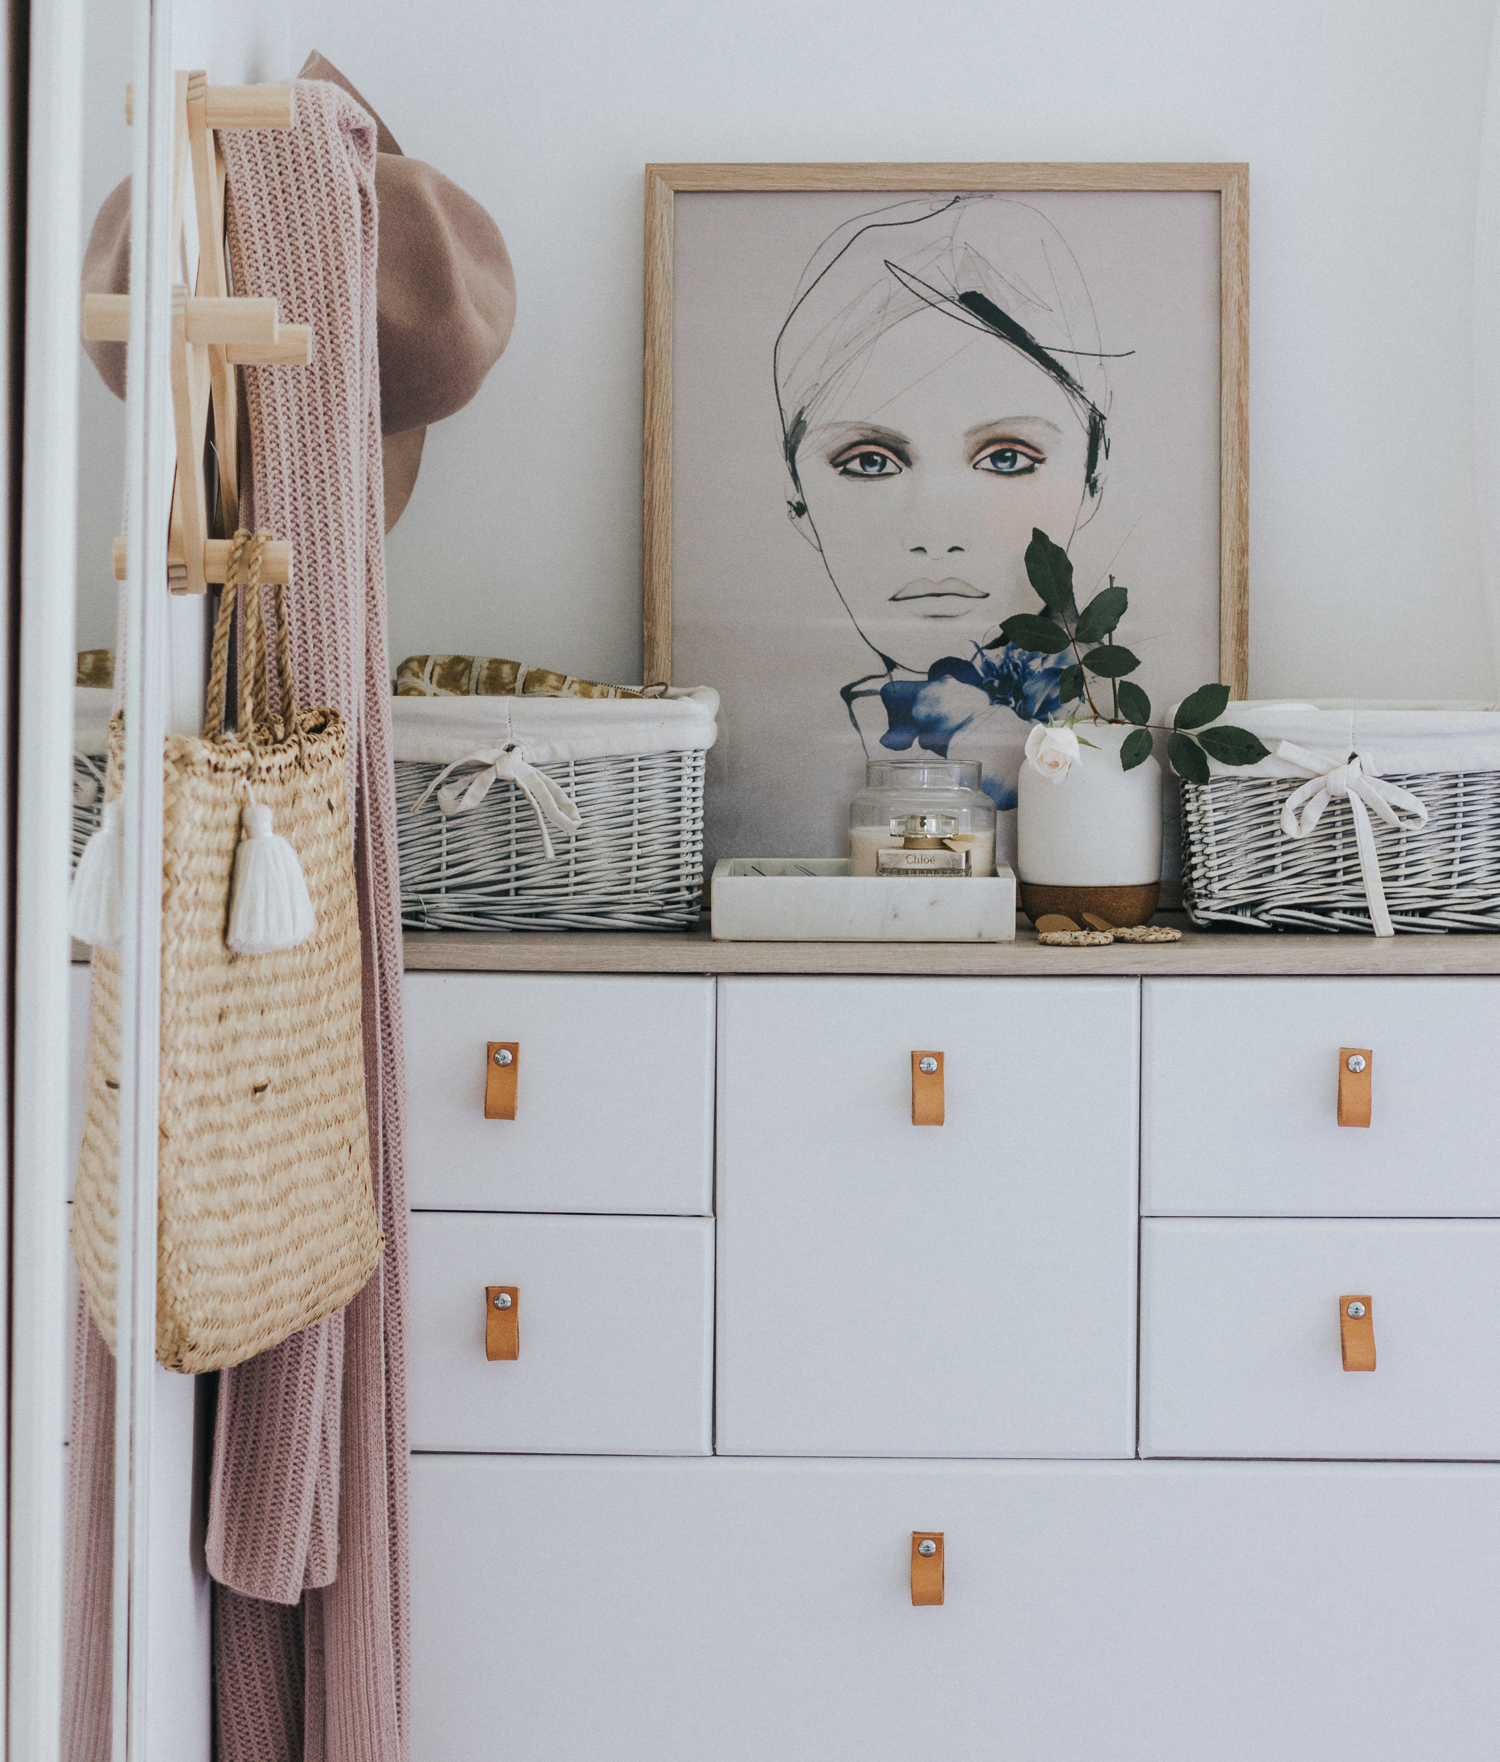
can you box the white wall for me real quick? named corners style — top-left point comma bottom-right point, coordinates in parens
top-left (283, 0), bottom-right (1499, 701)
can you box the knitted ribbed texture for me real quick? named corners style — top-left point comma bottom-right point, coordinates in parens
top-left (209, 80), bottom-right (410, 1762)
top-left (60, 1295), bottom-right (113, 1762)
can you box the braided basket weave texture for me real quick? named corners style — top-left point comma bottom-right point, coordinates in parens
top-left (396, 748), bottom-right (705, 931)
top-left (1182, 771), bottom-right (1500, 933)
top-left (71, 707), bottom-right (384, 1372)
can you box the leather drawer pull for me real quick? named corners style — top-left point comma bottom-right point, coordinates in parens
top-left (1339, 1294), bottom-right (1375, 1372)
top-left (486, 1286), bottom-right (519, 1360)
top-left (911, 1051), bottom-right (944, 1127)
top-left (911, 1532), bottom-right (944, 1605)
top-left (1337, 1046), bottom-right (1372, 1128)
top-left (485, 1041), bottom-right (519, 1120)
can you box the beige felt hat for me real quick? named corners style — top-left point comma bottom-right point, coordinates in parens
top-left (80, 51), bottom-right (517, 531)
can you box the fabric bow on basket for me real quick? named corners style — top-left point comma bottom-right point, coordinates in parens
top-left (416, 740), bottom-right (584, 857)
top-left (1273, 740), bottom-right (1429, 936)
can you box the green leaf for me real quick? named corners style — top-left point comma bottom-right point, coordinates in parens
top-left (1024, 529), bottom-right (1074, 613)
top-left (1074, 582), bottom-right (1128, 644)
top-left (1115, 679), bottom-right (1152, 725)
top-left (1174, 682), bottom-right (1231, 730)
top-left (1056, 663), bottom-right (1084, 704)
top-left (999, 612), bottom-right (1074, 654)
top-left (1168, 731), bottom-right (1211, 784)
top-left (1197, 724), bottom-right (1271, 766)
top-left (1081, 644), bottom-right (1140, 678)
top-left (1119, 727), bottom-right (1154, 771)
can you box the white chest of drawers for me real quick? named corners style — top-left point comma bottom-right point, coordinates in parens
top-left (403, 929), bottom-right (1500, 1761)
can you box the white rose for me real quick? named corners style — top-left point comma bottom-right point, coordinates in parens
top-left (1024, 723), bottom-right (1082, 783)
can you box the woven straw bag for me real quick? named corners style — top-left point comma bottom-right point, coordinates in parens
top-left (71, 533), bottom-right (384, 1373)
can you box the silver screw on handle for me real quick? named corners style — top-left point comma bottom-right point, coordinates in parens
top-left (493, 1292), bottom-right (513, 1310)
top-left (494, 1048), bottom-right (514, 1066)
top-left (917, 1539), bottom-right (937, 1556)
top-left (1347, 1301), bottom-right (1365, 1318)
top-left (918, 1057), bottom-right (938, 1074)
top-left (1346, 1054), bottom-right (1366, 1073)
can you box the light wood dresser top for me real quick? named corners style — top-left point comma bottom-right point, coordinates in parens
top-left (402, 919), bottom-right (1500, 978)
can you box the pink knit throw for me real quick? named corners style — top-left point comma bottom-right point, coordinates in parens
top-left (61, 81), bottom-right (409, 1762)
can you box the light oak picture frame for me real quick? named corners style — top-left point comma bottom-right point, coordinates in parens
top-left (643, 162), bottom-right (1248, 697)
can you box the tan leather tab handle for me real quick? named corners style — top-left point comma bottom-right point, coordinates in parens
top-left (485, 1042), bottom-right (519, 1120)
top-left (911, 1532), bottom-right (944, 1605)
top-left (1339, 1294), bottom-right (1375, 1372)
top-left (486, 1287), bottom-right (519, 1360)
top-left (911, 1052), bottom-right (944, 1127)
top-left (1337, 1047), bottom-right (1372, 1128)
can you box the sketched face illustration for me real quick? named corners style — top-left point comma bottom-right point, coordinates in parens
top-left (773, 194), bottom-right (1121, 770)
top-left (792, 305), bottom-right (1092, 665)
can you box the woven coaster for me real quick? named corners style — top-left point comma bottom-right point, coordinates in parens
top-left (1038, 929), bottom-right (1115, 946)
top-left (1109, 925), bottom-right (1183, 943)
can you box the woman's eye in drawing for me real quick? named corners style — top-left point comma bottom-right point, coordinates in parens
top-left (830, 445), bottom-right (905, 480)
top-left (972, 443), bottom-right (1043, 477)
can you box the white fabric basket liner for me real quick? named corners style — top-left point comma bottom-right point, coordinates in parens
top-left (1196, 700), bottom-right (1500, 777)
top-left (392, 685), bottom-right (718, 767)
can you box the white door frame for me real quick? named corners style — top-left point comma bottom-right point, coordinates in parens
top-left (10, 0), bottom-right (86, 1748)
top-left (9, 0), bottom-right (178, 1753)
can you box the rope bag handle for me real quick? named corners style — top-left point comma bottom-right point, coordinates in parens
top-left (204, 528), bottom-right (299, 747)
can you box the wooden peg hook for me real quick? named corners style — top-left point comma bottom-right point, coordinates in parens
top-left (127, 80), bottom-right (296, 130)
top-left (112, 535), bottom-right (293, 585)
top-left (110, 70), bottom-right (309, 594)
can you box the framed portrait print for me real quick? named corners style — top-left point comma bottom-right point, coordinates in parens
top-left (644, 163), bottom-right (1248, 871)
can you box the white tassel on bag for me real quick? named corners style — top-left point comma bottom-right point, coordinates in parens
top-left (68, 797), bottom-right (125, 949)
top-left (226, 789), bottom-right (316, 956)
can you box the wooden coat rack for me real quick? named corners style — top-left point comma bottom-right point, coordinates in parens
top-left (83, 72), bottom-right (312, 594)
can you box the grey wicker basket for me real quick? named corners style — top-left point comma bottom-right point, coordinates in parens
top-left (395, 748), bottom-right (706, 932)
top-left (73, 752), bottom-right (107, 873)
top-left (1181, 770), bottom-right (1500, 934)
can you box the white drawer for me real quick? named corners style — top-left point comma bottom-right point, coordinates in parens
top-left (1141, 1218), bottom-right (1500, 1458)
top-left (403, 974), bottom-right (713, 1214)
top-left (408, 1213), bottom-right (712, 1455)
top-left (1143, 977), bottom-right (1500, 1215)
top-left (715, 977), bottom-right (1138, 1457)
top-left (412, 1456), bottom-right (1500, 1762)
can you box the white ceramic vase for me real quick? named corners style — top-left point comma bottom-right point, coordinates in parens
top-left (1016, 720), bottom-right (1163, 926)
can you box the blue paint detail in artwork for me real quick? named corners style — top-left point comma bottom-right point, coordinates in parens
top-left (877, 641), bottom-right (1068, 766)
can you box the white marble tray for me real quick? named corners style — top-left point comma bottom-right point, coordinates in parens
top-left (709, 858), bottom-right (1016, 943)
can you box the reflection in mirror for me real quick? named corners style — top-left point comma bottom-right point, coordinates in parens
top-left (62, 2), bottom-right (134, 1758)
top-left (59, 5), bottom-right (221, 1757)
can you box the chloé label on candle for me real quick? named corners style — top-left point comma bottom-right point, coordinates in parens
top-left (876, 814), bottom-right (973, 879)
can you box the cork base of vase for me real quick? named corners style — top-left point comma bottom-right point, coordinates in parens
top-left (1019, 880), bottom-right (1161, 929)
